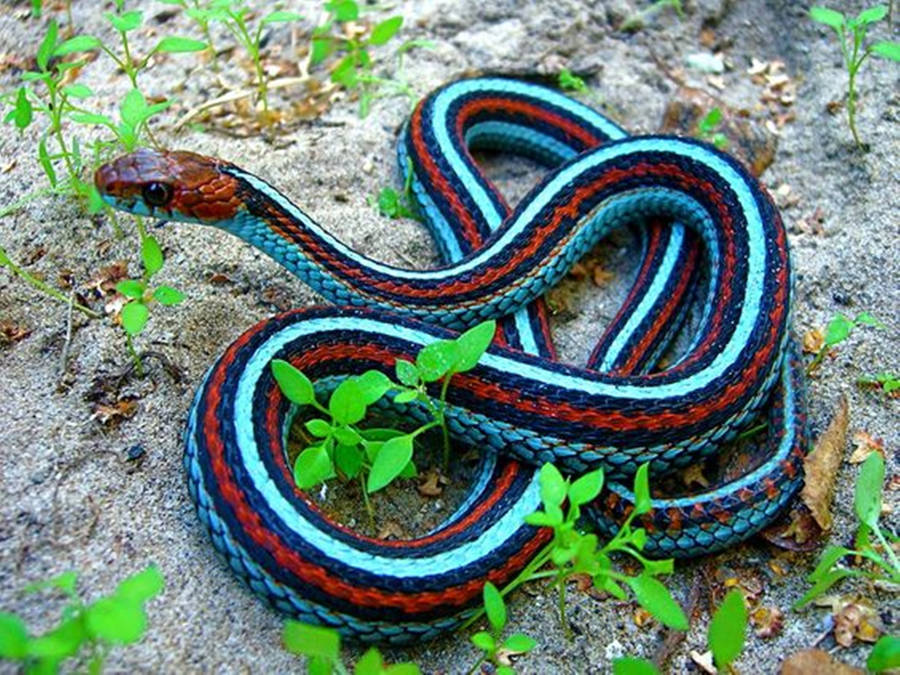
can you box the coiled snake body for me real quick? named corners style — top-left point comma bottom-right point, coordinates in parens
top-left (95, 78), bottom-right (807, 643)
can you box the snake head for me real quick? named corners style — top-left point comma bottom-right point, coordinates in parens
top-left (94, 148), bottom-right (243, 223)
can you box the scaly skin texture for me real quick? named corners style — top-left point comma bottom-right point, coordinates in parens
top-left (95, 78), bottom-right (806, 643)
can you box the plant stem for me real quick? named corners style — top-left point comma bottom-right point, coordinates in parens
top-left (464, 655), bottom-right (487, 675)
top-left (438, 373), bottom-right (452, 469)
top-left (125, 332), bottom-right (144, 377)
top-left (557, 574), bottom-right (572, 640)
top-left (873, 525), bottom-right (900, 577)
top-left (359, 473), bottom-right (375, 526)
top-left (0, 253), bottom-right (100, 318)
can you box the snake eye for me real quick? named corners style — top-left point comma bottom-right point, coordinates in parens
top-left (142, 182), bottom-right (172, 208)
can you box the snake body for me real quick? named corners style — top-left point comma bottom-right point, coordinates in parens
top-left (95, 78), bottom-right (807, 643)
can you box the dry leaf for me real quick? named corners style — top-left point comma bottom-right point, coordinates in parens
top-left (801, 396), bottom-right (849, 531)
top-left (0, 321), bottom-right (31, 345)
top-left (761, 507), bottom-right (823, 551)
top-left (803, 328), bottom-right (824, 354)
top-left (690, 649), bottom-right (716, 674)
top-left (780, 649), bottom-right (862, 675)
top-left (633, 607), bottom-right (653, 628)
top-left (682, 463), bottom-right (710, 489)
top-left (91, 399), bottom-right (138, 426)
top-left (417, 469), bottom-right (446, 497)
top-left (752, 606), bottom-right (785, 638)
top-left (87, 261), bottom-right (129, 298)
top-left (795, 207), bottom-right (826, 236)
top-left (592, 266), bottom-right (614, 286)
top-left (833, 601), bottom-right (882, 647)
top-left (377, 521), bottom-right (404, 540)
top-left (848, 431), bottom-right (885, 464)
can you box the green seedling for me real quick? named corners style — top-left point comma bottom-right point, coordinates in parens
top-left (810, 5), bottom-right (900, 148)
top-left (483, 463), bottom-right (686, 640)
top-left (467, 582), bottom-right (536, 675)
top-left (0, 244), bottom-right (99, 318)
top-left (620, 0), bottom-right (684, 32)
top-left (272, 320), bottom-right (496, 515)
top-left (696, 108), bottom-right (729, 149)
top-left (206, 1), bottom-right (302, 111)
top-left (159, 0), bottom-right (222, 67)
top-left (807, 310), bottom-right (885, 374)
top-left (0, 566), bottom-right (163, 674)
top-left (282, 620), bottom-right (420, 674)
top-left (868, 635), bottom-right (900, 672)
top-left (795, 451), bottom-right (900, 608)
top-left (611, 588), bottom-right (749, 675)
top-left (558, 68), bottom-right (588, 94)
top-left (369, 159), bottom-right (421, 221)
top-left (311, 1), bottom-right (428, 117)
top-left (857, 372), bottom-right (900, 396)
top-left (116, 235), bottom-right (185, 377)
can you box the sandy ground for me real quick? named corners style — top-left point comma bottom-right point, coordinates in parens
top-left (0, 0), bottom-right (897, 672)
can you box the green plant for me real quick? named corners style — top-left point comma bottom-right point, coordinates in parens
top-left (282, 621), bottom-right (420, 674)
top-left (468, 582), bottom-right (536, 675)
top-left (369, 159), bottom-right (420, 221)
top-left (0, 566), bottom-right (163, 674)
top-left (696, 108), bottom-right (729, 149)
top-left (310, 1), bottom-right (428, 117)
top-left (620, 0), bottom-right (684, 32)
top-left (795, 451), bottom-right (900, 608)
top-left (857, 372), bottom-right (900, 395)
top-left (868, 635), bottom-right (900, 672)
top-left (557, 68), bottom-right (588, 94)
top-left (116, 235), bottom-right (185, 377)
top-left (611, 588), bottom-right (748, 675)
top-left (0, 244), bottom-right (99, 318)
top-left (807, 311), bottom-right (885, 374)
top-left (159, 0), bottom-right (222, 66)
top-left (271, 320), bottom-right (496, 513)
top-left (482, 463), bottom-right (686, 640)
top-left (206, 1), bottom-right (302, 111)
top-left (810, 5), bottom-right (900, 148)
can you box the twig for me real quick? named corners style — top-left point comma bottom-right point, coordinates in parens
top-left (58, 291), bottom-right (75, 383)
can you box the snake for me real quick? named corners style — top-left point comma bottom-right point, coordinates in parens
top-left (94, 78), bottom-right (807, 644)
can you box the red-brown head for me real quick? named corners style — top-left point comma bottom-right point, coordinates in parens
top-left (94, 148), bottom-right (244, 223)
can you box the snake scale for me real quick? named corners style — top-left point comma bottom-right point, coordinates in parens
top-left (95, 78), bottom-right (807, 644)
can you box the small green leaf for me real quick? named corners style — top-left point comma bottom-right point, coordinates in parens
top-left (106, 10), bottom-right (143, 33)
top-left (37, 137), bottom-right (57, 187)
top-left (85, 596), bottom-right (147, 644)
top-left (482, 581), bottom-right (506, 633)
top-left (809, 6), bottom-right (845, 29)
top-left (415, 339), bottom-right (458, 382)
top-left (823, 313), bottom-right (853, 346)
top-left (871, 41), bottom-right (900, 61)
top-left (282, 621), bottom-right (341, 660)
top-left (393, 389), bottom-right (419, 404)
top-left (627, 574), bottom-right (688, 630)
top-left (25, 617), bottom-right (84, 660)
top-left (116, 279), bottom-right (146, 299)
top-left (595, 574), bottom-right (627, 600)
top-left (856, 5), bottom-right (888, 25)
top-left (326, 0), bottom-right (358, 22)
top-left (305, 418), bottom-right (332, 438)
top-left (334, 443), bottom-right (363, 478)
top-left (54, 35), bottom-right (102, 56)
top-left (452, 320), bottom-right (495, 372)
top-left (121, 301), bottom-right (149, 335)
top-left (632, 463), bottom-right (652, 515)
top-left (9, 87), bottom-right (33, 129)
top-left (367, 434), bottom-right (413, 493)
top-left (271, 360), bottom-right (316, 406)
top-left (854, 451), bottom-right (885, 528)
top-left (502, 633), bottom-right (536, 653)
top-left (395, 360), bottom-right (418, 386)
top-left (708, 589), bottom-right (747, 669)
top-left (568, 469), bottom-right (604, 506)
top-left (854, 311), bottom-right (885, 329)
top-left (153, 285), bottom-right (185, 306)
top-left (376, 187), bottom-right (401, 217)
top-left (331, 54), bottom-right (358, 87)
top-left (523, 509), bottom-right (562, 528)
top-left (354, 370), bottom-right (392, 405)
top-left (369, 16), bottom-right (402, 45)
top-left (116, 565), bottom-right (164, 604)
top-left (0, 613), bottom-right (28, 659)
top-left (538, 463), bottom-right (567, 509)
top-left (333, 425), bottom-right (360, 446)
top-left (808, 545), bottom-right (854, 582)
top-left (470, 630), bottom-right (495, 652)
top-left (155, 36), bottom-right (208, 53)
top-left (36, 20), bottom-right (58, 71)
top-left (261, 10), bottom-right (302, 26)
top-left (61, 83), bottom-right (93, 99)
top-left (558, 67), bottom-right (587, 92)
top-left (329, 379), bottom-right (366, 425)
top-left (293, 446), bottom-right (334, 490)
top-left (310, 37), bottom-right (334, 65)
top-left (141, 236), bottom-right (164, 276)
top-left (613, 657), bottom-right (661, 675)
top-left (69, 112), bottom-right (115, 126)
top-left (398, 459), bottom-right (417, 479)
top-left (354, 646), bottom-right (383, 675)
top-left (794, 568), bottom-right (857, 608)
top-left (867, 635), bottom-right (900, 672)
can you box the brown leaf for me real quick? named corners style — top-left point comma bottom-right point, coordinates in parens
top-left (91, 399), bottom-right (138, 426)
top-left (417, 469), bottom-right (446, 497)
top-left (87, 261), bottom-right (129, 298)
top-left (377, 521), bottom-right (404, 540)
top-left (689, 650), bottom-right (716, 674)
top-left (780, 649), bottom-right (863, 675)
top-left (682, 463), bottom-right (710, 489)
top-left (803, 327), bottom-right (824, 354)
top-left (592, 266), bottom-right (614, 286)
top-left (0, 321), bottom-right (31, 345)
top-left (848, 431), bottom-right (885, 464)
top-left (833, 601), bottom-right (882, 647)
top-left (761, 506), bottom-right (823, 551)
top-left (801, 396), bottom-right (849, 531)
top-left (752, 605), bottom-right (784, 638)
